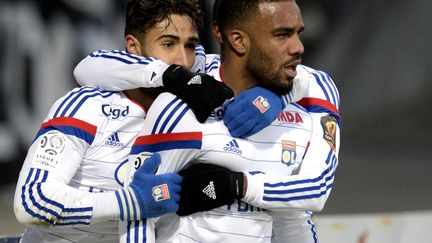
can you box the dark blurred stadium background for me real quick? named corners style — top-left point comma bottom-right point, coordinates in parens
top-left (1, 0), bottom-right (431, 240)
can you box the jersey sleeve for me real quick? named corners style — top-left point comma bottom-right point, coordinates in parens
top-left (73, 46), bottom-right (208, 91)
top-left (243, 111), bottom-right (340, 212)
top-left (13, 89), bottom-right (121, 227)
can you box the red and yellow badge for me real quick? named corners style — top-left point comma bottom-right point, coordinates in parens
top-left (281, 140), bottom-right (297, 166)
top-left (320, 115), bottom-right (337, 152)
top-left (152, 184), bottom-right (170, 202)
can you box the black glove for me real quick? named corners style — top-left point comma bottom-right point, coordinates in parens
top-left (176, 163), bottom-right (244, 216)
top-left (162, 65), bottom-right (234, 123)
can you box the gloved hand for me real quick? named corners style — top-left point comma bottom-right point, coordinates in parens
top-left (176, 163), bottom-right (244, 216)
top-left (224, 86), bottom-right (284, 138)
top-left (115, 153), bottom-right (182, 220)
top-left (162, 65), bottom-right (234, 123)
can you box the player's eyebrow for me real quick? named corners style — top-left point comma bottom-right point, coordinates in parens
top-left (272, 26), bottom-right (305, 35)
top-left (156, 35), bottom-right (200, 43)
top-left (157, 34), bottom-right (180, 41)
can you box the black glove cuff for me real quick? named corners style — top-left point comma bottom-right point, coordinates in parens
top-left (231, 172), bottom-right (244, 199)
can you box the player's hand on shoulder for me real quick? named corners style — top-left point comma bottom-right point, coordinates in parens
top-left (116, 153), bottom-right (182, 220)
top-left (176, 163), bottom-right (244, 216)
top-left (224, 86), bottom-right (284, 138)
top-left (162, 65), bottom-right (234, 123)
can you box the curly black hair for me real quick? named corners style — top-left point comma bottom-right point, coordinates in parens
top-left (125, 0), bottom-right (203, 37)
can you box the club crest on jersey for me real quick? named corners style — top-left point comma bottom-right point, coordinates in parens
top-left (152, 184), bottom-right (170, 202)
top-left (281, 140), bottom-right (296, 166)
top-left (253, 96), bottom-right (270, 113)
top-left (320, 115), bottom-right (337, 152)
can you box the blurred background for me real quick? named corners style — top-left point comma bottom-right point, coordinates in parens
top-left (0, 0), bottom-right (431, 242)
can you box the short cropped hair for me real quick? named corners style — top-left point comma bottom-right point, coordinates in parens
top-left (213, 0), bottom-right (293, 34)
top-left (125, 0), bottom-right (203, 37)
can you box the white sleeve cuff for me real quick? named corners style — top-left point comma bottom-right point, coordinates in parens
top-left (92, 191), bottom-right (121, 223)
top-left (143, 60), bottom-right (170, 87)
top-left (242, 173), bottom-right (265, 206)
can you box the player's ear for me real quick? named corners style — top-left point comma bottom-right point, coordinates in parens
top-left (211, 23), bottom-right (223, 44)
top-left (226, 29), bottom-right (249, 56)
top-left (125, 34), bottom-right (142, 55)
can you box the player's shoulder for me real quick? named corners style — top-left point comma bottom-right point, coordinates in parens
top-left (45, 86), bottom-right (119, 122)
top-left (296, 65), bottom-right (341, 120)
top-left (144, 92), bottom-right (202, 134)
top-left (297, 65), bottom-right (339, 102)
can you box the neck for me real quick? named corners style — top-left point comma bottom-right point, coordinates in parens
top-left (124, 88), bottom-right (158, 111)
top-left (220, 53), bottom-right (256, 96)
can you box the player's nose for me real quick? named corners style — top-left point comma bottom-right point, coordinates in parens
top-left (289, 35), bottom-right (304, 57)
top-left (173, 48), bottom-right (194, 69)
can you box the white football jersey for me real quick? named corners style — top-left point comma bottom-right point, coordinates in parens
top-left (73, 48), bottom-right (341, 243)
top-left (14, 87), bottom-right (147, 242)
top-left (124, 89), bottom-right (338, 243)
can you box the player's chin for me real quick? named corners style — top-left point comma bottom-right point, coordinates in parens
top-left (271, 80), bottom-right (293, 96)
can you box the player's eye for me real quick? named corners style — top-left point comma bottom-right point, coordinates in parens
top-left (275, 32), bottom-right (291, 39)
top-left (162, 42), bottom-right (174, 49)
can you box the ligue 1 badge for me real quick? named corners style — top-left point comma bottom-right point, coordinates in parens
top-left (152, 184), bottom-right (170, 202)
top-left (281, 140), bottom-right (296, 166)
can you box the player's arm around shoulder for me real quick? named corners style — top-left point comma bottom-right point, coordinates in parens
top-left (74, 45), bottom-right (210, 91)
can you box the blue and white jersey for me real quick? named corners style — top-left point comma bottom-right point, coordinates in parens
top-left (124, 77), bottom-right (339, 243)
top-left (14, 87), bottom-right (146, 242)
top-left (73, 48), bottom-right (341, 243)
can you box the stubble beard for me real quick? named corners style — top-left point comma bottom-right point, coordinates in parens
top-left (247, 44), bottom-right (293, 96)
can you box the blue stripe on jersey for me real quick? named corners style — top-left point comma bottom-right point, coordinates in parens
top-left (321, 71), bottom-right (340, 108)
top-left (131, 140), bottom-right (202, 153)
top-left (115, 190), bottom-right (125, 220)
top-left (59, 88), bottom-right (114, 117)
top-left (134, 221), bottom-right (139, 243)
top-left (22, 168), bottom-right (93, 225)
top-left (205, 60), bottom-right (220, 72)
top-left (307, 218), bottom-right (319, 243)
top-left (53, 87), bottom-right (95, 118)
top-left (151, 97), bottom-right (180, 134)
top-left (318, 71), bottom-right (337, 107)
top-left (207, 65), bottom-right (219, 73)
top-left (21, 169), bottom-right (55, 224)
top-left (68, 91), bottom-right (113, 117)
top-left (158, 101), bottom-right (186, 133)
top-left (167, 106), bottom-right (190, 133)
top-left (36, 126), bottom-right (94, 145)
top-left (91, 50), bottom-right (152, 65)
top-left (262, 150), bottom-right (337, 201)
top-left (310, 72), bottom-right (331, 103)
top-left (264, 153), bottom-right (335, 188)
top-left (142, 220), bottom-right (147, 242)
top-left (126, 220), bottom-right (131, 243)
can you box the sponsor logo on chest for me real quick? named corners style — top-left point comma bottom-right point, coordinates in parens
top-left (102, 104), bottom-right (129, 120)
top-left (277, 111), bottom-right (304, 124)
